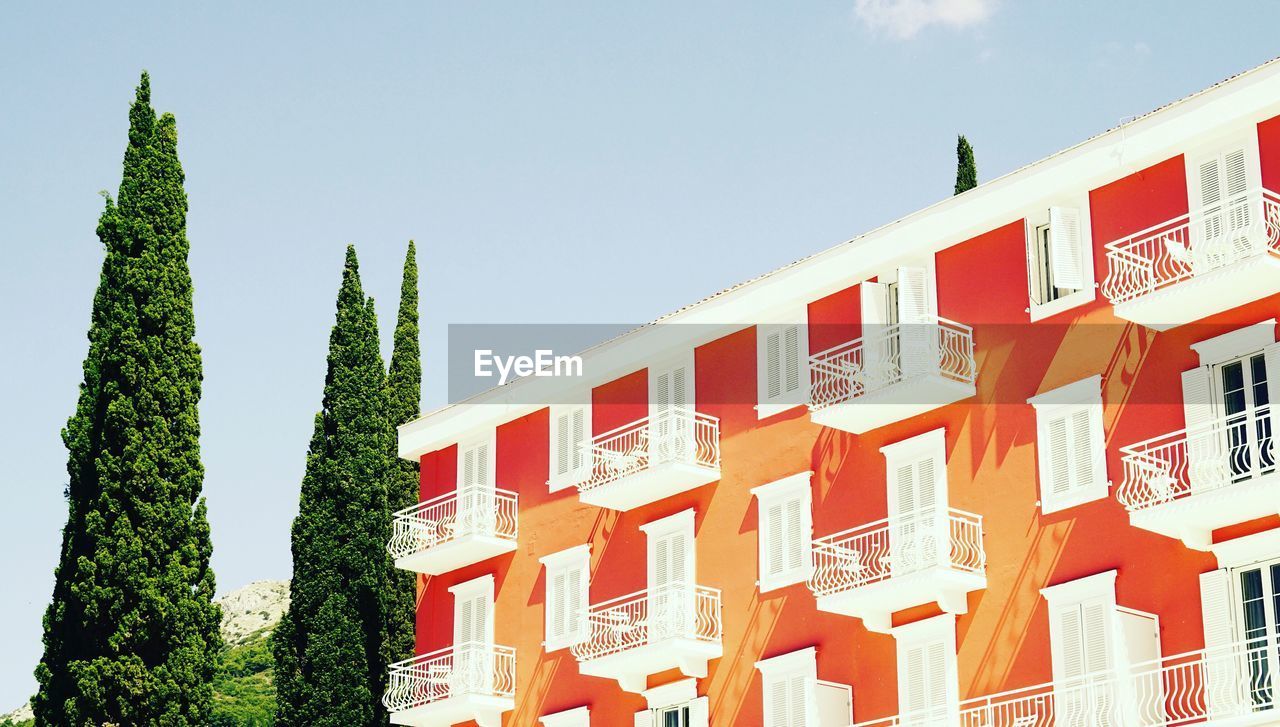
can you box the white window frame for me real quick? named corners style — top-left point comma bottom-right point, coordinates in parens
top-left (639, 509), bottom-right (697, 591)
top-left (540, 545), bottom-right (591, 651)
top-left (649, 353), bottom-right (696, 417)
top-left (540, 706), bottom-right (590, 727)
top-left (457, 431), bottom-right (497, 489)
top-left (1028, 375), bottom-right (1108, 514)
top-left (1024, 197), bottom-right (1096, 321)
top-left (1190, 319), bottom-right (1276, 367)
top-left (892, 614), bottom-right (959, 722)
top-left (755, 646), bottom-right (818, 727)
top-left (1185, 133), bottom-right (1262, 219)
top-left (636, 679), bottom-right (708, 727)
top-left (548, 402), bottom-right (592, 492)
top-left (756, 307), bottom-right (810, 420)
top-left (751, 472), bottom-right (813, 592)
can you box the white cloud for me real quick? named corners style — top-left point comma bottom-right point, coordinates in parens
top-left (854, 0), bottom-right (998, 40)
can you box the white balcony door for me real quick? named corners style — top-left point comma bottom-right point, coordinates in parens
top-left (651, 359), bottom-right (694, 464)
top-left (1234, 560), bottom-right (1280, 713)
top-left (647, 518), bottom-right (695, 643)
top-left (1051, 597), bottom-right (1119, 727)
top-left (861, 281), bottom-right (893, 391)
top-left (458, 437), bottom-right (496, 536)
top-left (452, 576), bottom-right (495, 695)
top-left (888, 451), bottom-right (946, 577)
top-left (1217, 351), bottom-right (1275, 483)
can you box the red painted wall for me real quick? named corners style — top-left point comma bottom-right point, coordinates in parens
top-left (412, 117), bottom-right (1280, 725)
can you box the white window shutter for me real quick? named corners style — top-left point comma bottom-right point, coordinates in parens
top-left (765, 501), bottom-right (784, 577)
top-left (1025, 218), bottom-right (1043, 307)
top-left (1200, 569), bottom-right (1243, 716)
top-left (783, 325), bottom-right (802, 397)
top-left (925, 641), bottom-right (948, 710)
top-left (690, 697), bottom-right (710, 727)
top-left (549, 571), bottom-right (567, 640)
top-left (901, 642), bottom-right (927, 714)
top-left (1045, 414), bottom-right (1073, 497)
top-left (477, 441), bottom-right (491, 487)
top-left (1181, 366), bottom-right (1220, 493)
top-left (571, 406), bottom-right (587, 476)
top-left (1049, 206), bottom-right (1085, 290)
top-left (897, 266), bottom-right (933, 324)
top-left (765, 330), bottom-right (782, 400)
top-left (861, 281), bottom-right (890, 326)
top-left (787, 674), bottom-right (808, 726)
top-left (567, 566), bottom-right (584, 642)
top-left (462, 446), bottom-right (477, 489)
top-left (768, 678), bottom-right (790, 727)
top-left (1081, 600), bottom-right (1111, 674)
top-left (1069, 409), bottom-right (1096, 489)
top-left (897, 266), bottom-right (938, 380)
top-left (554, 410), bottom-right (571, 478)
top-left (784, 498), bottom-right (804, 572)
top-left (1264, 342), bottom-right (1280, 408)
top-left (634, 710), bottom-right (651, 727)
top-left (1199, 157), bottom-right (1223, 208)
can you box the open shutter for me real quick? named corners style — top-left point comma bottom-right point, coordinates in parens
top-left (1182, 366), bottom-right (1222, 493)
top-left (1025, 219), bottom-right (1044, 307)
top-left (1049, 206), bottom-right (1085, 290)
top-left (862, 282), bottom-right (891, 389)
top-left (897, 266), bottom-right (937, 380)
top-left (1200, 569), bottom-right (1243, 717)
top-left (690, 697), bottom-right (710, 727)
top-left (1263, 342), bottom-right (1280, 409)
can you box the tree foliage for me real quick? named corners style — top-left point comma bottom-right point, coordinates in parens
top-left (34, 72), bottom-right (222, 726)
top-left (954, 134), bottom-right (978, 194)
top-left (273, 247), bottom-right (392, 726)
top-left (383, 241), bottom-right (421, 665)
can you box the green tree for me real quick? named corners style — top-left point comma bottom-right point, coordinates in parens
top-left (273, 247), bottom-right (392, 726)
top-left (34, 73), bottom-right (222, 726)
top-left (383, 241), bottom-right (421, 665)
top-left (954, 134), bottom-right (978, 194)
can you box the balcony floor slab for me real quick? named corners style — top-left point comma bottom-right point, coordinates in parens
top-left (389, 693), bottom-right (514, 727)
top-left (578, 463), bottom-right (719, 512)
top-left (1128, 472), bottom-right (1279, 550)
top-left (810, 376), bottom-right (975, 435)
top-left (394, 533), bottom-right (518, 576)
top-left (814, 566), bottom-right (986, 634)
top-left (1112, 254), bottom-right (1280, 331)
top-left (576, 637), bottom-right (723, 693)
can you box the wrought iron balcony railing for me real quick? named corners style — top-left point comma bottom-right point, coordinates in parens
top-left (382, 642), bottom-right (516, 714)
top-left (577, 409), bottom-right (720, 494)
top-left (1116, 404), bottom-right (1276, 512)
top-left (570, 583), bottom-right (722, 663)
top-left (387, 486), bottom-right (519, 561)
top-left (1101, 188), bottom-right (1280, 305)
top-left (809, 508), bottom-right (986, 598)
top-left (808, 318), bottom-right (976, 412)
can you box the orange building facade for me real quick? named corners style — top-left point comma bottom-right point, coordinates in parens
top-left (383, 60), bottom-right (1280, 727)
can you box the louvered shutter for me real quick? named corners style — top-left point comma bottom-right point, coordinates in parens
top-left (916, 455), bottom-right (943, 567)
top-left (766, 330), bottom-right (782, 400)
top-left (784, 497), bottom-right (805, 572)
top-left (1199, 156), bottom-right (1225, 244)
top-left (1200, 569), bottom-right (1243, 716)
top-left (554, 410), bottom-right (572, 479)
top-left (925, 641), bottom-right (948, 712)
top-left (765, 500), bottom-right (784, 577)
top-left (476, 441), bottom-right (491, 486)
top-left (1224, 148), bottom-right (1252, 239)
top-left (549, 571), bottom-right (567, 641)
top-left (1049, 206), bottom-right (1085, 290)
top-left (897, 266), bottom-right (937, 380)
top-left (571, 406), bottom-right (587, 476)
top-left (787, 673), bottom-right (808, 726)
top-left (768, 677), bottom-right (790, 727)
top-left (565, 565), bottom-right (584, 643)
top-left (783, 325), bottom-right (802, 397)
top-left (1045, 414), bottom-right (1073, 497)
top-left (1182, 366), bottom-right (1222, 493)
top-left (901, 642), bottom-right (927, 715)
top-left (456, 594), bottom-right (474, 645)
top-left (462, 445), bottom-right (477, 488)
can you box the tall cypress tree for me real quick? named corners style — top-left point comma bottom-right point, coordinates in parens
top-left (954, 134), bottom-right (977, 194)
top-left (35, 73), bottom-right (221, 726)
top-left (274, 246), bottom-right (392, 726)
top-left (383, 241), bottom-right (421, 664)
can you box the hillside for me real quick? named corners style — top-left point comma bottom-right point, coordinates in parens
top-left (2, 580), bottom-right (289, 727)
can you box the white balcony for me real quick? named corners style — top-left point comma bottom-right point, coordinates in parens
top-left (570, 583), bottom-right (723, 693)
top-left (384, 642), bottom-right (515, 727)
top-left (576, 409), bottom-right (721, 512)
top-left (808, 318), bottom-right (977, 435)
top-left (852, 637), bottom-right (1280, 726)
top-left (1101, 188), bottom-right (1280, 330)
top-left (387, 487), bottom-right (518, 575)
top-left (808, 508), bottom-right (986, 634)
top-left (1116, 405), bottom-right (1276, 550)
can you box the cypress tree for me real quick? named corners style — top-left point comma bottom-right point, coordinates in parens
top-left (34, 73), bottom-right (222, 726)
top-left (954, 134), bottom-right (977, 194)
top-left (383, 241), bottom-right (421, 664)
top-left (274, 246), bottom-right (392, 726)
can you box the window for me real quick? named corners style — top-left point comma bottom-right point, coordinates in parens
top-left (458, 434), bottom-right (496, 489)
top-left (640, 510), bottom-right (696, 636)
top-left (751, 473), bottom-right (813, 591)
top-left (636, 680), bottom-right (709, 727)
top-left (757, 312), bottom-right (810, 418)
top-left (540, 545), bottom-right (590, 651)
top-left (1024, 202), bottom-right (1094, 320)
top-left (1042, 570), bottom-right (1160, 725)
top-left (882, 429), bottom-right (949, 575)
top-left (1183, 325), bottom-right (1278, 492)
top-left (449, 574), bottom-right (497, 694)
top-left (549, 404), bottom-right (590, 491)
top-left (892, 615), bottom-right (958, 725)
top-left (540, 706), bottom-right (590, 727)
top-left (1028, 376), bottom-right (1107, 514)
top-left (1188, 141), bottom-right (1260, 251)
top-left (756, 647), bottom-right (816, 727)
top-left (650, 356), bottom-right (696, 461)
top-left (862, 265), bottom-right (938, 384)
top-left (1202, 557), bottom-right (1280, 717)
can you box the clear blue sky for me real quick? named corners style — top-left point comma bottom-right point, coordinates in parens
top-left (2, 0), bottom-right (1277, 709)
